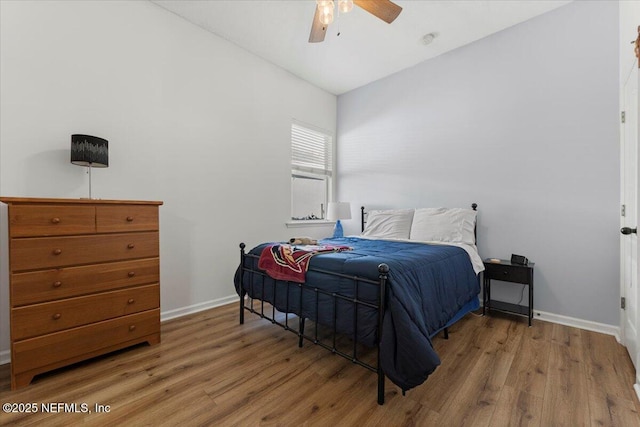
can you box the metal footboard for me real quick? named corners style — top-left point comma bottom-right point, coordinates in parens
top-left (238, 242), bottom-right (390, 405)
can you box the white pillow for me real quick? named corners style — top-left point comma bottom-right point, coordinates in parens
top-left (410, 207), bottom-right (476, 245)
top-left (361, 209), bottom-right (414, 240)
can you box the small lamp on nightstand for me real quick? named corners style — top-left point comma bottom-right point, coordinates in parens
top-left (71, 134), bottom-right (108, 199)
top-left (327, 202), bottom-right (351, 238)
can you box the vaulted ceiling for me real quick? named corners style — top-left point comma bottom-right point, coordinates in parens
top-left (152, 0), bottom-right (572, 95)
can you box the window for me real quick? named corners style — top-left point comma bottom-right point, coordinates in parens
top-left (291, 122), bottom-right (333, 221)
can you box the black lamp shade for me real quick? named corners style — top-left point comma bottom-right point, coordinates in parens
top-left (71, 134), bottom-right (108, 167)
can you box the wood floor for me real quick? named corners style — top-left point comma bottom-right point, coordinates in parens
top-left (1, 302), bottom-right (639, 426)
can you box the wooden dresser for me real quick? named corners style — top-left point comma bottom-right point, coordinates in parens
top-left (0, 197), bottom-right (163, 389)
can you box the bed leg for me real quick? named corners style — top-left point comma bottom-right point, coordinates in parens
top-left (240, 291), bottom-right (246, 325)
top-left (299, 317), bottom-right (305, 348)
top-left (377, 263), bottom-right (389, 406)
top-left (239, 243), bottom-right (246, 325)
top-left (443, 327), bottom-right (449, 340)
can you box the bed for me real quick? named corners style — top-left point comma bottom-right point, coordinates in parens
top-left (234, 204), bottom-right (483, 405)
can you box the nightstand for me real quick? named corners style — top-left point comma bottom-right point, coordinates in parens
top-left (483, 259), bottom-right (534, 326)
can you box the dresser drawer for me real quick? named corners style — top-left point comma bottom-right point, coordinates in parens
top-left (11, 309), bottom-right (160, 375)
top-left (96, 205), bottom-right (158, 233)
top-left (8, 205), bottom-right (95, 237)
top-left (484, 263), bottom-right (530, 284)
top-left (10, 232), bottom-right (159, 271)
top-left (11, 284), bottom-right (159, 340)
top-left (11, 258), bottom-right (160, 306)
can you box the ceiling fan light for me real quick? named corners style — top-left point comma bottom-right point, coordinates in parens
top-left (338, 0), bottom-right (353, 13)
top-left (318, 2), bottom-right (334, 25)
top-left (319, 10), bottom-right (334, 25)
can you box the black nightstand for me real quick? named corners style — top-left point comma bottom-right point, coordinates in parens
top-left (483, 259), bottom-right (534, 326)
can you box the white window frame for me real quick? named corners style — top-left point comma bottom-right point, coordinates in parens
top-left (290, 120), bottom-right (334, 223)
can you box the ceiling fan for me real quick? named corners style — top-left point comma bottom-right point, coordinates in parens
top-left (309, 0), bottom-right (402, 43)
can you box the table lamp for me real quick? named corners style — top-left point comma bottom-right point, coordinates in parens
top-left (71, 134), bottom-right (108, 199)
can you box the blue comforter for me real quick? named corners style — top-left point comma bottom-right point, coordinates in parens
top-left (235, 237), bottom-right (480, 391)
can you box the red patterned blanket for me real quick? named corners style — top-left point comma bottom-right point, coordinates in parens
top-left (258, 243), bottom-right (352, 282)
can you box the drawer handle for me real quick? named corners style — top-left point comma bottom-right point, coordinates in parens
top-left (128, 271), bottom-right (136, 277)
top-left (129, 325), bottom-right (136, 331)
top-left (52, 281), bottom-right (62, 288)
top-left (53, 248), bottom-right (62, 255)
top-left (126, 216), bottom-right (134, 222)
top-left (127, 298), bottom-right (135, 304)
top-left (51, 217), bottom-right (61, 224)
top-left (52, 313), bottom-right (61, 320)
top-left (127, 243), bottom-right (135, 249)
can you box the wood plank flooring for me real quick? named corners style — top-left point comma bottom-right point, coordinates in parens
top-left (0, 303), bottom-right (638, 426)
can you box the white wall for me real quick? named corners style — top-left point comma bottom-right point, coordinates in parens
top-left (0, 0), bottom-right (336, 358)
top-left (337, 0), bottom-right (620, 325)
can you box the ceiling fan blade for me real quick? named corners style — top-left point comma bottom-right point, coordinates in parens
top-left (354, 0), bottom-right (402, 24)
top-left (309, 6), bottom-right (327, 43)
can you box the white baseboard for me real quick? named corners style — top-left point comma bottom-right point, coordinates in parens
top-left (533, 309), bottom-right (620, 340)
top-left (160, 294), bottom-right (239, 322)
top-left (0, 349), bottom-right (9, 366)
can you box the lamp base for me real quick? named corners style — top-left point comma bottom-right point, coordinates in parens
top-left (333, 220), bottom-right (344, 238)
top-left (88, 163), bottom-right (93, 199)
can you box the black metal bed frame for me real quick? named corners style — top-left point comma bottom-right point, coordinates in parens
top-left (238, 203), bottom-right (478, 405)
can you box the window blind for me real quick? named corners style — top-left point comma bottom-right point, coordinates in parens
top-left (291, 123), bottom-right (332, 176)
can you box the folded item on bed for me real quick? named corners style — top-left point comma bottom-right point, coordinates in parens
top-left (288, 237), bottom-right (318, 245)
top-left (257, 243), bottom-right (352, 282)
